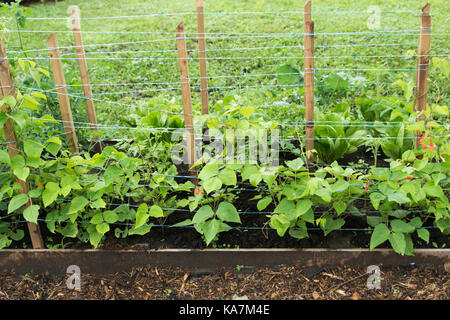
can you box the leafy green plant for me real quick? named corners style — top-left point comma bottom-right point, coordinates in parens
top-left (313, 111), bottom-right (366, 163)
top-left (175, 161), bottom-right (242, 245)
top-left (367, 152), bottom-right (449, 255)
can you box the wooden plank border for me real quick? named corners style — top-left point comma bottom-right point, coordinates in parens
top-left (0, 249), bottom-right (447, 275)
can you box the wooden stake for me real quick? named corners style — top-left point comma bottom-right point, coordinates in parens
top-left (176, 22), bottom-right (196, 177)
top-left (47, 32), bottom-right (79, 153)
top-left (0, 40), bottom-right (44, 249)
top-left (196, 0), bottom-right (209, 114)
top-left (414, 3), bottom-right (431, 148)
top-left (304, 0), bottom-right (312, 23)
top-left (68, 6), bottom-right (102, 153)
top-left (303, 2), bottom-right (314, 163)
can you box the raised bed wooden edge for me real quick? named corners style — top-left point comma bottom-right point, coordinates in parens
top-left (0, 249), bottom-right (448, 275)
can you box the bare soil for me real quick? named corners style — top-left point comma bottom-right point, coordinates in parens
top-left (0, 265), bottom-right (448, 300)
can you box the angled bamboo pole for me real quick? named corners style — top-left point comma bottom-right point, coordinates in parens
top-left (303, 0), bottom-right (314, 163)
top-left (176, 22), bottom-right (197, 179)
top-left (47, 32), bottom-right (79, 153)
top-left (68, 5), bottom-right (102, 153)
top-left (196, 0), bottom-right (209, 114)
top-left (414, 3), bottom-right (431, 148)
top-left (0, 40), bottom-right (44, 249)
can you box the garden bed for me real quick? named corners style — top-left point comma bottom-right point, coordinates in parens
top-left (0, 0), bottom-right (449, 261)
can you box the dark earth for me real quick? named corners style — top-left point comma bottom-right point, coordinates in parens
top-left (0, 265), bottom-right (448, 300)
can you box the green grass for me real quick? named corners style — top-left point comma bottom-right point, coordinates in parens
top-left (1, 0), bottom-right (449, 134)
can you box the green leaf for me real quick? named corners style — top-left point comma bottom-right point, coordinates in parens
top-left (285, 158), bottom-right (304, 171)
top-left (96, 223), bottom-right (110, 235)
top-left (333, 201), bottom-right (347, 215)
top-left (31, 92), bottom-right (47, 101)
top-left (60, 222), bottom-right (78, 238)
top-left (177, 199), bottom-right (189, 208)
top-left (24, 139), bottom-right (43, 159)
top-left (331, 180), bottom-right (349, 193)
top-left (390, 219), bottom-right (415, 233)
top-left (289, 222), bottom-right (308, 239)
top-left (91, 181), bottom-right (106, 192)
top-left (149, 205), bottom-right (164, 218)
top-left (8, 109), bottom-right (27, 129)
top-left (0, 150), bottom-right (10, 165)
top-left (192, 205), bottom-right (214, 224)
top-left (0, 95), bottom-right (16, 108)
top-left (90, 198), bottom-right (106, 209)
top-left (172, 219), bottom-right (193, 227)
top-left (20, 94), bottom-right (39, 110)
top-left (203, 218), bottom-right (221, 245)
top-left (241, 164), bottom-right (259, 182)
top-left (413, 159), bottom-right (427, 171)
top-left (239, 106), bottom-right (254, 119)
top-left (11, 155), bottom-right (29, 181)
top-left (296, 199), bottom-right (312, 217)
top-left (69, 196), bottom-right (89, 214)
top-left (218, 168), bottom-right (237, 186)
top-left (198, 163), bottom-right (219, 180)
top-left (0, 235), bottom-right (11, 249)
top-left (401, 150), bottom-right (416, 162)
top-left (274, 199), bottom-right (296, 221)
top-left (276, 64), bottom-right (301, 85)
top-left (370, 223), bottom-right (390, 250)
top-left (8, 193), bottom-right (29, 213)
top-left (404, 233), bottom-right (414, 256)
top-left (45, 142), bottom-right (61, 156)
top-left (103, 164), bottom-right (122, 186)
top-left (423, 182), bottom-right (443, 198)
top-left (216, 202), bottom-right (241, 223)
top-left (203, 177), bottom-right (222, 194)
top-left (23, 205), bottom-right (39, 224)
top-left (236, 119), bottom-right (249, 131)
top-left (389, 233), bottom-right (406, 255)
top-left (45, 137), bottom-right (62, 156)
top-left (89, 230), bottom-right (103, 247)
top-left (257, 196), bottom-right (272, 211)
top-left (9, 229), bottom-right (24, 241)
top-left (387, 191), bottom-right (410, 204)
top-left (367, 216), bottom-right (384, 227)
top-left (269, 214), bottom-right (290, 237)
top-left (417, 228), bottom-right (430, 243)
top-left (323, 217), bottom-right (345, 236)
top-left (103, 211), bottom-right (119, 224)
top-left (301, 208), bottom-right (315, 224)
top-left (135, 203), bottom-right (149, 229)
top-left (42, 182), bottom-right (60, 208)
top-left (249, 172), bottom-right (262, 187)
top-left (0, 112), bottom-right (8, 128)
top-left (90, 213), bottom-right (103, 224)
top-left (431, 104), bottom-right (448, 116)
top-left (315, 188), bottom-right (331, 203)
top-left (128, 225), bottom-right (151, 236)
top-left (324, 73), bottom-right (349, 92)
top-left (408, 217), bottom-right (422, 229)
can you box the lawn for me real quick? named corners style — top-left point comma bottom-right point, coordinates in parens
top-left (2, 0), bottom-right (449, 128)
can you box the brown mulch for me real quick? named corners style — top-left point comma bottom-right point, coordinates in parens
top-left (0, 265), bottom-right (448, 300)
